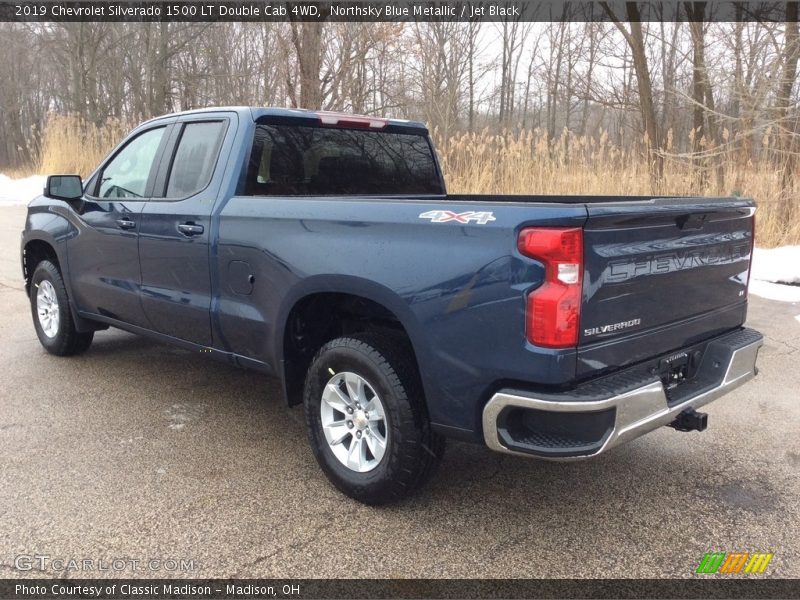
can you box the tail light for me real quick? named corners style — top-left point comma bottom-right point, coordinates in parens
top-left (518, 227), bottom-right (584, 348)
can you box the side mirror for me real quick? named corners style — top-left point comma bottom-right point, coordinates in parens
top-left (44, 175), bottom-right (83, 201)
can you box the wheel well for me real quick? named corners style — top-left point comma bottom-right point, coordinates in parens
top-left (23, 240), bottom-right (59, 293)
top-left (282, 293), bottom-right (416, 406)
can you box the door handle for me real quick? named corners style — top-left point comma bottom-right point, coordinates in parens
top-left (178, 222), bottom-right (204, 236)
top-left (116, 218), bottom-right (136, 230)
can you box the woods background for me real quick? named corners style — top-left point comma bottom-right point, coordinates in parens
top-left (1, 8), bottom-right (799, 245)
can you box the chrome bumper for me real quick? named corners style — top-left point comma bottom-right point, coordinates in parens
top-left (483, 329), bottom-right (763, 460)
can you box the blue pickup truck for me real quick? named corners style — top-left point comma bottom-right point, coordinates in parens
top-left (22, 107), bottom-right (763, 504)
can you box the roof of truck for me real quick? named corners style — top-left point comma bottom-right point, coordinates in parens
top-left (143, 106), bottom-right (428, 131)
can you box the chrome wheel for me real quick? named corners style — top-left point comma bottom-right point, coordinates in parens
top-left (320, 371), bottom-right (388, 473)
top-left (36, 280), bottom-right (60, 338)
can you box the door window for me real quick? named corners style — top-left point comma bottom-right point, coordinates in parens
top-left (165, 121), bottom-right (226, 198)
top-left (98, 127), bottom-right (166, 199)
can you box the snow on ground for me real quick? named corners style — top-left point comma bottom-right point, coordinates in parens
top-left (0, 174), bottom-right (45, 205)
top-left (749, 279), bottom-right (800, 303)
top-left (751, 246), bottom-right (800, 285)
top-left (749, 246), bottom-right (800, 303)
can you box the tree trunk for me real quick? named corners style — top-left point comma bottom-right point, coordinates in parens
top-left (604, 2), bottom-right (663, 187)
top-left (778, 3), bottom-right (800, 221)
top-left (290, 22), bottom-right (324, 110)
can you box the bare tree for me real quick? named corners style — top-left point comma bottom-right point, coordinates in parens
top-left (777, 3), bottom-right (800, 217)
top-left (602, 2), bottom-right (664, 186)
top-left (289, 21), bottom-right (324, 109)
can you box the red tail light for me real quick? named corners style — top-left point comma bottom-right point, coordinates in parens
top-left (518, 227), bottom-right (584, 348)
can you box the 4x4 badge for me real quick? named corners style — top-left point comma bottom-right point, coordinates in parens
top-left (419, 210), bottom-right (496, 225)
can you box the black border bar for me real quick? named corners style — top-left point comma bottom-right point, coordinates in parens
top-left (2, 579), bottom-right (800, 599)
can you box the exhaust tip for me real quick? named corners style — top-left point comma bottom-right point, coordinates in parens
top-left (668, 408), bottom-right (708, 432)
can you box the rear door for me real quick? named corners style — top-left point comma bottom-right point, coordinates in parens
top-left (578, 197), bottom-right (755, 378)
top-left (68, 124), bottom-right (171, 328)
top-left (137, 115), bottom-right (232, 346)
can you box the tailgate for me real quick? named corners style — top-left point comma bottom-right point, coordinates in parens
top-left (578, 197), bottom-right (754, 378)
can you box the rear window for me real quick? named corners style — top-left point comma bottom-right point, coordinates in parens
top-left (244, 124), bottom-right (443, 196)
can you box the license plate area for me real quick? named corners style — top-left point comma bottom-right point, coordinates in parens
top-left (658, 351), bottom-right (696, 390)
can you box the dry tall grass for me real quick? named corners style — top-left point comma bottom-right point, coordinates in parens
top-left (37, 114), bottom-right (130, 178)
top-left (435, 128), bottom-right (800, 247)
top-left (33, 114), bottom-right (799, 246)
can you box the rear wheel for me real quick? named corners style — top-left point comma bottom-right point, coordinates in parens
top-left (303, 333), bottom-right (444, 505)
top-left (29, 260), bottom-right (94, 356)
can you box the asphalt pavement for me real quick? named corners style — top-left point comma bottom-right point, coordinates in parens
top-left (1, 205), bottom-right (798, 579)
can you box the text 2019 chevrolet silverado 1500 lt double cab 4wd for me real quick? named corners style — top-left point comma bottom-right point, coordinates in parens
top-left (22, 107), bottom-right (762, 504)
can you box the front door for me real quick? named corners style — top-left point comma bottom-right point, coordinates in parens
top-left (68, 124), bottom-right (171, 328)
top-left (138, 117), bottom-right (230, 346)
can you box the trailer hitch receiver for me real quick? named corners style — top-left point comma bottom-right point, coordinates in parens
top-left (668, 407), bottom-right (708, 432)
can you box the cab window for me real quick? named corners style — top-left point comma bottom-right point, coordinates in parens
top-left (164, 121), bottom-right (226, 198)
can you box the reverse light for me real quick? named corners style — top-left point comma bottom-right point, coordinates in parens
top-left (518, 227), bottom-right (584, 348)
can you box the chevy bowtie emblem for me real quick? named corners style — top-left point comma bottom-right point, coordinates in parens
top-left (419, 210), bottom-right (496, 225)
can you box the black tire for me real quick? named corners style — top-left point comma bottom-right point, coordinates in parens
top-left (303, 333), bottom-right (445, 505)
top-left (29, 260), bottom-right (94, 356)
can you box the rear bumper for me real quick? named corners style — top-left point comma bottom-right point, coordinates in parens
top-left (482, 327), bottom-right (763, 459)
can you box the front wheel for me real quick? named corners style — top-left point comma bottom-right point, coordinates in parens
top-left (29, 260), bottom-right (94, 356)
top-left (303, 334), bottom-right (444, 505)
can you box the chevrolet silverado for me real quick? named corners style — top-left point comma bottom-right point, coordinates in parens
top-left (21, 107), bottom-right (763, 504)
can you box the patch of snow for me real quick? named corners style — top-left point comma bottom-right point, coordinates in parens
top-left (749, 246), bottom-right (800, 302)
top-left (0, 174), bottom-right (46, 205)
top-left (751, 246), bottom-right (800, 285)
top-left (749, 279), bottom-right (800, 303)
